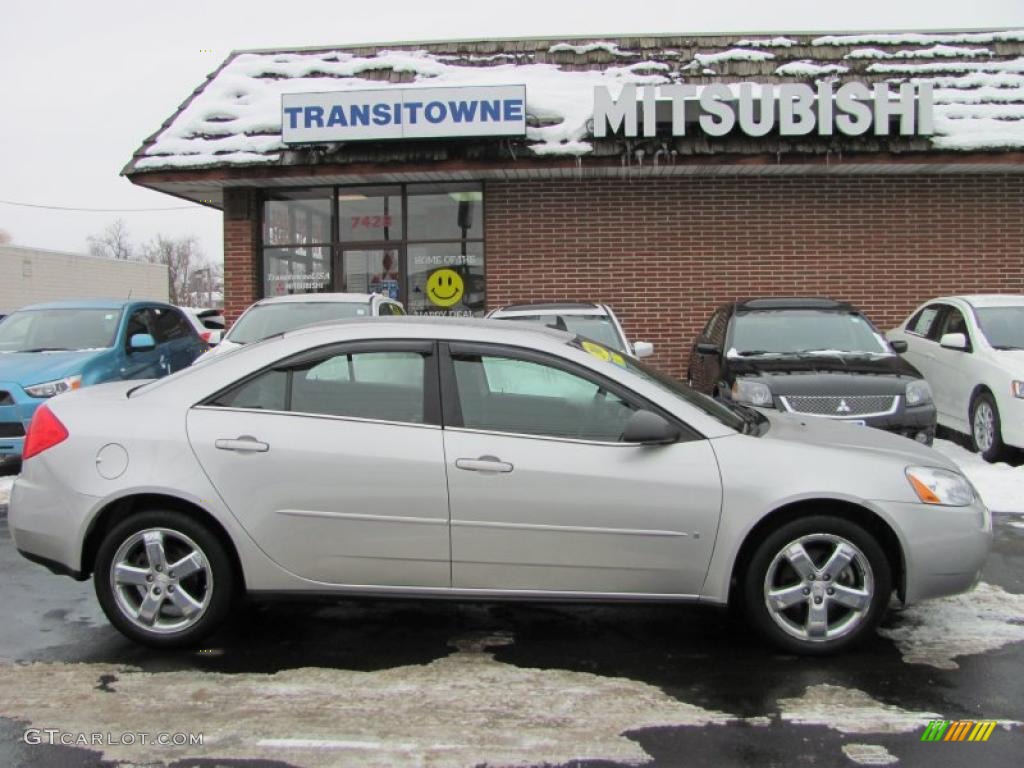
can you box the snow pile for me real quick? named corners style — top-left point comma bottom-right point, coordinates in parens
top-left (0, 475), bottom-right (12, 506)
top-left (868, 57), bottom-right (1024, 75)
top-left (548, 41), bottom-right (635, 57)
top-left (846, 44), bottom-right (992, 59)
top-left (879, 582), bottom-right (1024, 669)
top-left (933, 439), bottom-right (1024, 512)
top-left (813, 31), bottom-right (1024, 46)
top-left (694, 48), bottom-right (775, 66)
top-left (736, 37), bottom-right (797, 48)
top-left (775, 61), bottom-right (849, 76)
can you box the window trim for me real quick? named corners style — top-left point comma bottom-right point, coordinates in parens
top-left (197, 338), bottom-right (442, 427)
top-left (439, 341), bottom-right (702, 443)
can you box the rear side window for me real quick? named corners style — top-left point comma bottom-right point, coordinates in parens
top-left (907, 305), bottom-right (942, 338)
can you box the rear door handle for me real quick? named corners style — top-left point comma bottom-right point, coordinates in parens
top-left (455, 456), bottom-right (513, 473)
top-left (215, 435), bottom-right (269, 453)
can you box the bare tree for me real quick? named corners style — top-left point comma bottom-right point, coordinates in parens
top-left (141, 234), bottom-right (214, 306)
top-left (87, 219), bottom-right (133, 260)
top-left (0, 228), bottom-right (11, 245)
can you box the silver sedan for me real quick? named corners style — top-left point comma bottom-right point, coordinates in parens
top-left (9, 318), bottom-right (991, 653)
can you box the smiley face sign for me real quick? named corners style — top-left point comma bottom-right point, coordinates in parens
top-left (426, 268), bottom-right (465, 308)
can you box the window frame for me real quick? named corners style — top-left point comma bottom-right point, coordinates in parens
top-left (438, 341), bottom-right (701, 445)
top-left (197, 339), bottom-right (442, 427)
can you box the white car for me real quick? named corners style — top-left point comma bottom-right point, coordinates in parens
top-left (888, 294), bottom-right (1024, 462)
top-left (487, 302), bottom-right (653, 359)
top-left (179, 307), bottom-right (225, 346)
top-left (202, 292), bottom-right (404, 359)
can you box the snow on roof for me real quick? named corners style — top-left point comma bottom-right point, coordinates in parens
top-left (127, 30), bottom-right (1024, 173)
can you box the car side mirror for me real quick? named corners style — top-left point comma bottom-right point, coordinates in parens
top-left (890, 340), bottom-right (908, 353)
top-left (633, 341), bottom-right (654, 359)
top-left (129, 333), bottom-right (156, 352)
top-left (621, 409), bottom-right (680, 445)
top-left (696, 342), bottom-right (720, 356)
top-left (939, 332), bottom-right (967, 351)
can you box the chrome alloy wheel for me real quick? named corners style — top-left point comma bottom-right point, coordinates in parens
top-left (109, 528), bottom-right (213, 634)
top-left (973, 401), bottom-right (996, 453)
top-left (763, 533), bottom-right (874, 643)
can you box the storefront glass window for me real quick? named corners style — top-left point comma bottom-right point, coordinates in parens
top-left (341, 248), bottom-right (402, 300)
top-left (407, 242), bottom-right (484, 317)
top-left (263, 190), bottom-right (332, 246)
top-left (263, 246), bottom-right (332, 297)
top-left (407, 183), bottom-right (483, 240)
top-left (338, 186), bottom-right (403, 242)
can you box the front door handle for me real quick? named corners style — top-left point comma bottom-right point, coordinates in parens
top-left (455, 455), bottom-right (513, 473)
top-left (215, 435), bottom-right (269, 453)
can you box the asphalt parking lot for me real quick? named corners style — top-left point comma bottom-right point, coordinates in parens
top-left (0, 459), bottom-right (1022, 768)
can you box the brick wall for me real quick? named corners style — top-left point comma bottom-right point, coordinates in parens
top-left (223, 189), bottom-right (261, 325)
top-left (485, 175), bottom-right (1024, 376)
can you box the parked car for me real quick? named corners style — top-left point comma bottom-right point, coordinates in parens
top-left (202, 292), bottom-right (404, 360)
top-left (10, 317), bottom-right (989, 654)
top-left (487, 302), bottom-right (653, 358)
top-left (180, 307), bottom-right (225, 346)
top-left (0, 299), bottom-right (206, 459)
top-left (887, 295), bottom-right (1024, 462)
top-left (687, 298), bottom-right (936, 444)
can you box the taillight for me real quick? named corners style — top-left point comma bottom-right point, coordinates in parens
top-left (23, 404), bottom-right (69, 460)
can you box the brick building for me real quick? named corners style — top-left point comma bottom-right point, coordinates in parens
top-left (125, 30), bottom-right (1024, 375)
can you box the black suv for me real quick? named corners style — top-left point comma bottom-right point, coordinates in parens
top-left (687, 298), bottom-right (937, 444)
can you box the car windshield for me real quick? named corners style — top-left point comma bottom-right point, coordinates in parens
top-left (227, 301), bottom-right (372, 344)
top-left (0, 308), bottom-right (122, 352)
top-left (503, 314), bottom-right (627, 352)
top-left (975, 306), bottom-right (1024, 350)
top-left (729, 310), bottom-right (890, 356)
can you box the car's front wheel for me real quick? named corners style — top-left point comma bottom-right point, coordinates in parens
top-left (742, 515), bottom-right (891, 655)
top-left (970, 392), bottom-right (1008, 463)
top-left (94, 510), bottom-right (235, 648)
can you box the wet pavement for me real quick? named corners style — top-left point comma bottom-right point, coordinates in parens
top-left (1, 466), bottom-right (1022, 767)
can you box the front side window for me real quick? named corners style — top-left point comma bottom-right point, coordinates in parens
top-left (213, 350), bottom-right (427, 424)
top-left (729, 310), bottom-right (889, 356)
top-left (0, 308), bottom-right (122, 352)
top-left (976, 305), bottom-right (1024, 349)
top-left (452, 352), bottom-right (636, 441)
top-left (226, 301), bottom-right (372, 345)
top-left (149, 307), bottom-right (192, 343)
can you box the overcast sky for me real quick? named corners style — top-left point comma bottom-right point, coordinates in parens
top-left (2, 0), bottom-right (1023, 264)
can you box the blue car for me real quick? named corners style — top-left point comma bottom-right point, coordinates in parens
top-left (0, 299), bottom-right (207, 459)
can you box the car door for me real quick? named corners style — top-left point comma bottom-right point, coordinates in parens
top-left (441, 342), bottom-right (723, 596)
top-left (898, 303), bottom-right (946, 396)
top-left (118, 307), bottom-right (165, 379)
top-left (929, 305), bottom-right (976, 425)
top-left (186, 340), bottom-right (451, 587)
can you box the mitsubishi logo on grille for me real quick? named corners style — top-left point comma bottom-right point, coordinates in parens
top-left (836, 399), bottom-right (852, 414)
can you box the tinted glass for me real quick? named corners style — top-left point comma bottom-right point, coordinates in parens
top-left (502, 314), bottom-right (625, 351)
top-left (264, 190), bottom-right (332, 246)
top-left (264, 246), bottom-right (332, 297)
top-left (730, 310), bottom-right (889, 355)
top-left (0, 308), bottom-right (122, 352)
top-left (338, 186), bottom-right (402, 242)
top-left (149, 307), bottom-right (192, 343)
top-left (976, 306), bottom-right (1024, 349)
top-left (407, 184), bottom-right (483, 240)
top-left (227, 301), bottom-right (372, 344)
top-left (407, 242), bottom-right (484, 317)
top-left (292, 351), bottom-right (425, 423)
top-left (938, 308), bottom-right (969, 338)
top-left (453, 353), bottom-right (636, 441)
top-left (213, 369), bottom-right (288, 410)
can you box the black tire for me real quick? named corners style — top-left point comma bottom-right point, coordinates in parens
top-left (94, 509), bottom-right (235, 648)
top-left (970, 391), bottom-right (1008, 463)
top-left (742, 515), bottom-right (891, 655)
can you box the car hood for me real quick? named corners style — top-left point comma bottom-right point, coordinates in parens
top-left (0, 350), bottom-right (104, 385)
top-left (729, 354), bottom-right (920, 395)
top-left (760, 409), bottom-right (955, 469)
top-left (989, 348), bottom-right (1024, 374)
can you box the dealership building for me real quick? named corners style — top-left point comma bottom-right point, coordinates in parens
top-left (125, 29), bottom-right (1024, 374)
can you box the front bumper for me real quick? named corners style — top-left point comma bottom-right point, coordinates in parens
top-left (0, 380), bottom-right (42, 458)
top-left (883, 497), bottom-right (992, 605)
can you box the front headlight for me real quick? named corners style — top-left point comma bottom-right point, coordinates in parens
top-left (906, 466), bottom-right (975, 506)
top-left (731, 379), bottom-right (774, 407)
top-left (24, 375), bottom-right (82, 398)
top-left (1012, 380), bottom-right (1024, 399)
top-left (905, 379), bottom-right (933, 406)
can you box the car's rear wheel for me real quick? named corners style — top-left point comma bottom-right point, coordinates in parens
top-left (970, 392), bottom-right (1008, 463)
top-left (743, 515), bottom-right (891, 655)
top-left (94, 510), bottom-right (235, 648)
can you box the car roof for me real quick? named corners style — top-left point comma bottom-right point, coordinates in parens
top-left (735, 297), bottom-right (854, 312)
top-left (954, 294), bottom-right (1024, 309)
top-left (494, 301), bottom-right (603, 313)
top-left (254, 292), bottom-right (383, 306)
top-left (18, 298), bottom-right (152, 311)
top-left (290, 315), bottom-right (575, 343)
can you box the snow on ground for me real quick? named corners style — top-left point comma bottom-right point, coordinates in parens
top-left (842, 744), bottom-right (900, 766)
top-left (0, 476), bottom-right (13, 507)
top-left (932, 438), bottom-right (1024, 513)
top-left (778, 683), bottom-right (939, 733)
top-left (880, 582), bottom-right (1024, 670)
